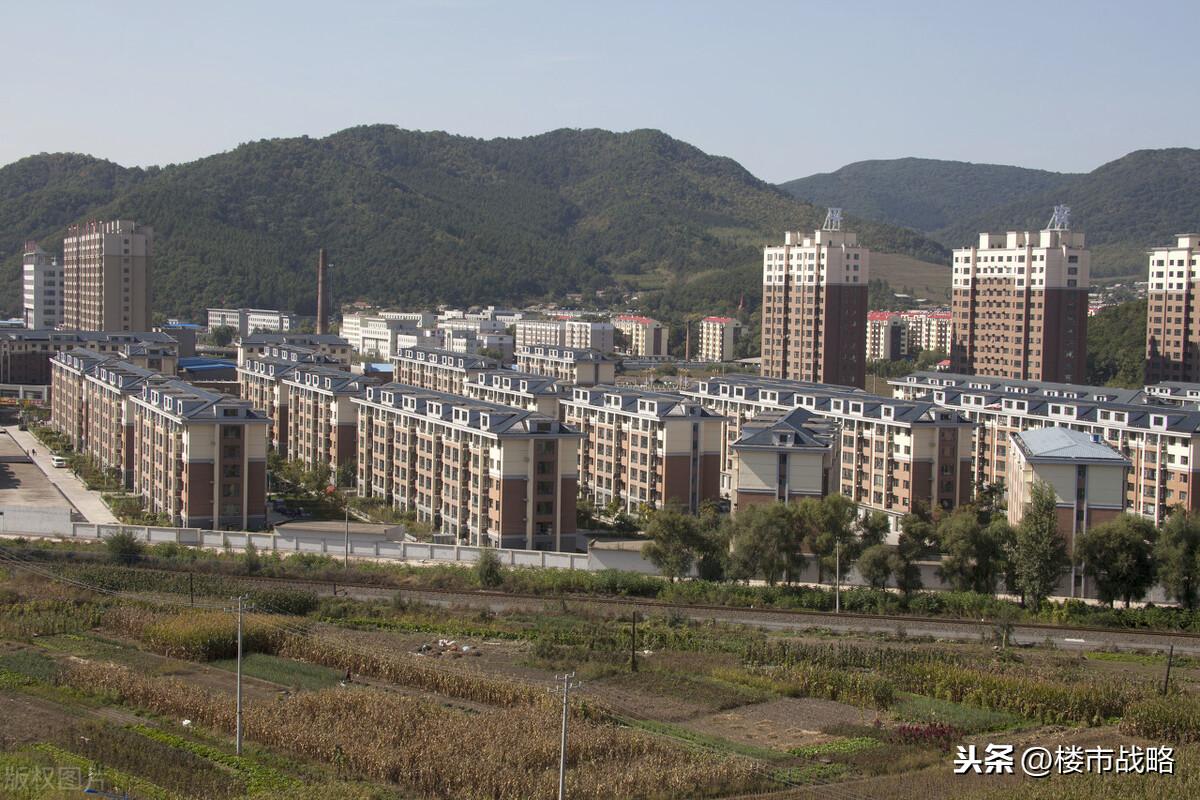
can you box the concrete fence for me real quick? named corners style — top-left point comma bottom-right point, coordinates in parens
top-left (66, 522), bottom-right (592, 571)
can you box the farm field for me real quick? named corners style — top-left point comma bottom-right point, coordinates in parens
top-left (2, 555), bottom-right (1200, 798)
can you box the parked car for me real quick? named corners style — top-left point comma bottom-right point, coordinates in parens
top-left (50, 455), bottom-right (67, 468)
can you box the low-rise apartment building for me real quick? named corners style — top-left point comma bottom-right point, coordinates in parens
top-left (354, 384), bottom-right (580, 550)
top-left (237, 345), bottom-right (345, 450)
top-left (340, 312), bottom-right (412, 361)
top-left (682, 375), bottom-right (974, 529)
top-left (514, 319), bottom-right (566, 349)
top-left (561, 386), bottom-right (724, 514)
top-left (891, 371), bottom-right (1200, 525)
top-left (463, 371), bottom-right (563, 418)
top-left (237, 334), bottom-right (351, 367)
top-left (50, 349), bottom-right (116, 450)
top-left (391, 346), bottom-right (498, 395)
top-left (614, 315), bottom-right (669, 357)
top-left (86, 360), bottom-right (164, 486)
top-left (282, 366), bottom-right (370, 476)
top-left (565, 320), bottom-right (615, 352)
top-left (207, 308), bottom-right (295, 336)
top-left (866, 312), bottom-right (907, 361)
top-left (697, 317), bottom-right (741, 362)
top-left (730, 408), bottom-right (833, 511)
top-left (4, 330), bottom-right (178, 386)
top-left (131, 380), bottom-right (268, 530)
top-left (515, 345), bottom-right (616, 387)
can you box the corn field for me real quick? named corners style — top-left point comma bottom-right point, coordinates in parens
top-left (1120, 695), bottom-right (1200, 742)
top-left (58, 661), bottom-right (762, 800)
top-left (714, 663), bottom-right (896, 710)
top-left (101, 606), bottom-right (295, 661)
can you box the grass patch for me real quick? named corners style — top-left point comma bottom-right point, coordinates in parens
top-left (0, 650), bottom-right (59, 683)
top-left (208, 653), bottom-right (343, 691)
top-left (791, 737), bottom-right (882, 757)
top-left (32, 743), bottom-right (179, 800)
top-left (624, 718), bottom-right (792, 761)
top-left (1085, 650), bottom-right (1198, 668)
top-left (892, 694), bottom-right (1027, 733)
top-left (131, 725), bottom-right (300, 793)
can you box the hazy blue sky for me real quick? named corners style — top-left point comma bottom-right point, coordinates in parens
top-left (4, 0), bottom-right (1197, 182)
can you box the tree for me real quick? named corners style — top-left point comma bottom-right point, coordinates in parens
top-left (857, 544), bottom-right (893, 589)
top-left (936, 510), bottom-right (1013, 595)
top-left (105, 531), bottom-right (144, 565)
top-left (806, 495), bottom-right (856, 583)
top-left (1075, 514), bottom-right (1156, 607)
top-left (728, 503), bottom-right (805, 586)
top-left (1009, 481), bottom-right (1068, 608)
top-left (1155, 510), bottom-right (1200, 610)
top-left (205, 325), bottom-right (238, 347)
top-left (642, 505), bottom-right (704, 581)
top-left (890, 504), bottom-right (936, 598)
top-left (243, 541), bottom-right (262, 574)
top-left (476, 547), bottom-right (504, 588)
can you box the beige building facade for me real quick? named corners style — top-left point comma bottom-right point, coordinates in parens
top-left (1145, 234), bottom-right (1200, 384)
top-left (61, 220), bottom-right (152, 332)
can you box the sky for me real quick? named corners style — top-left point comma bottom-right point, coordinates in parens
top-left (3, 0), bottom-right (1198, 182)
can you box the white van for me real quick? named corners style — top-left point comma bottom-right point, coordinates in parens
top-left (50, 455), bottom-right (67, 468)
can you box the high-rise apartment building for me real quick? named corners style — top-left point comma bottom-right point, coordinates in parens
top-left (1145, 234), bottom-right (1200, 383)
top-left (61, 220), bottom-right (152, 331)
top-left (23, 243), bottom-right (63, 329)
top-left (866, 312), bottom-right (907, 361)
top-left (760, 210), bottom-right (868, 388)
top-left (949, 207), bottom-right (1089, 382)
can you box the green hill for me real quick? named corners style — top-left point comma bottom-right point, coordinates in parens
top-left (0, 126), bottom-right (949, 321)
top-left (779, 157), bottom-right (1076, 233)
top-left (936, 148), bottom-right (1200, 278)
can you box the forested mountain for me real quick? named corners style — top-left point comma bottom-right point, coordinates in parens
top-left (782, 149), bottom-right (1200, 280)
top-left (937, 149), bottom-right (1200, 278)
top-left (0, 127), bottom-right (949, 320)
top-left (779, 158), bottom-right (1076, 233)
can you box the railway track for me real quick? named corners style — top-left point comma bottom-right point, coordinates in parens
top-left (56, 563), bottom-right (1200, 654)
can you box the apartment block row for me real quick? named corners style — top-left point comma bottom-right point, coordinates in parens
top-left (354, 384), bottom-right (580, 550)
top-left (866, 310), bottom-right (952, 362)
top-left (50, 349), bottom-right (268, 530)
top-left (514, 345), bottom-right (616, 386)
top-left (513, 318), bottom-right (615, 353)
top-left (682, 375), bottom-right (973, 530)
top-left (1, 330), bottom-right (180, 386)
top-left (891, 371), bottom-right (1200, 526)
top-left (206, 307), bottom-right (296, 336)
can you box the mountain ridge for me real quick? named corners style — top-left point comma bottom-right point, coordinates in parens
top-left (0, 126), bottom-right (950, 321)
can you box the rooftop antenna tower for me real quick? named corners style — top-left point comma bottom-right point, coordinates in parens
top-left (1047, 205), bottom-right (1071, 231)
top-left (822, 207), bottom-right (843, 232)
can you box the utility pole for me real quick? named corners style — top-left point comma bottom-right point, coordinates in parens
top-left (556, 672), bottom-right (580, 800)
top-left (235, 595), bottom-right (245, 755)
top-left (1163, 645), bottom-right (1175, 695)
top-left (835, 539), bottom-right (841, 614)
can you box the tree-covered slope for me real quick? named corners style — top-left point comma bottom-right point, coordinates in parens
top-left (0, 126), bottom-right (950, 320)
top-left (936, 149), bottom-right (1200, 278)
top-left (779, 157), bottom-right (1076, 233)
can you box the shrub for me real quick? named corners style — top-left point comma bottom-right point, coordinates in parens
top-left (105, 531), bottom-right (145, 565)
top-left (476, 548), bottom-right (504, 588)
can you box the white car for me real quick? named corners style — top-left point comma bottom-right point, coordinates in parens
top-left (50, 455), bottom-right (67, 468)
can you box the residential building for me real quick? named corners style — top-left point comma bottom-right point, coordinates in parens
top-left (614, 315), bottom-right (669, 357)
top-left (206, 308), bottom-right (296, 336)
top-left (891, 371), bottom-right (1200, 525)
top-left (132, 379), bottom-right (268, 530)
top-left (443, 329), bottom-right (515, 361)
top-left (463, 371), bottom-right (563, 418)
top-left (86, 359), bottom-right (165, 487)
top-left (730, 408), bottom-right (833, 511)
top-left (354, 384), bottom-right (580, 550)
top-left (902, 310), bottom-right (952, 354)
top-left (515, 345), bottom-right (616, 387)
top-left (340, 312), bottom-right (412, 361)
top-left (1007, 427), bottom-right (1130, 596)
top-left (22, 242), bottom-right (63, 329)
top-left (5, 330), bottom-right (178, 386)
top-left (282, 366), bottom-right (370, 476)
top-left (237, 344), bottom-right (344, 449)
top-left (866, 312), bottom-right (907, 361)
top-left (949, 209), bottom-right (1089, 382)
top-left (515, 319), bottom-right (566, 349)
top-left (760, 213), bottom-right (869, 388)
top-left (697, 317), bottom-right (741, 362)
top-left (682, 375), bottom-right (974, 530)
top-left (50, 349), bottom-right (115, 450)
top-left (561, 386), bottom-right (725, 514)
top-left (236, 333), bottom-right (352, 367)
top-left (565, 320), bottom-right (615, 353)
top-left (390, 346), bottom-right (498, 395)
top-left (1145, 234), bottom-right (1200, 383)
top-left (61, 219), bottom-right (152, 331)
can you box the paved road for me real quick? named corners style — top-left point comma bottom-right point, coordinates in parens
top-left (1, 426), bottom-right (118, 524)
